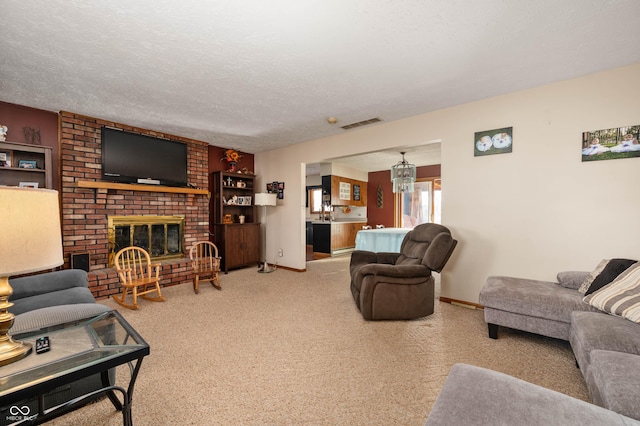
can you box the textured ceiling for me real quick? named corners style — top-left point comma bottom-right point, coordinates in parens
top-left (2, 1), bottom-right (640, 165)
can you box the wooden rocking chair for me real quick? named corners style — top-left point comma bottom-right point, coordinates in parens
top-left (113, 246), bottom-right (166, 310)
top-left (190, 241), bottom-right (222, 294)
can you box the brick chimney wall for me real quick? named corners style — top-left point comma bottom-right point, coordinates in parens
top-left (59, 111), bottom-right (210, 299)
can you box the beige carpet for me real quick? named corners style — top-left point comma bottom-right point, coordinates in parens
top-left (51, 256), bottom-right (588, 425)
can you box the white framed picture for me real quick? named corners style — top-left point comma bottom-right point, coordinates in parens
top-left (339, 182), bottom-right (351, 200)
top-left (19, 182), bottom-right (39, 188)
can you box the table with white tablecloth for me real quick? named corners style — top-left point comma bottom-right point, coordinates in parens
top-left (354, 228), bottom-right (412, 253)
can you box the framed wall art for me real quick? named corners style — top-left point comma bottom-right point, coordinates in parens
top-left (267, 181), bottom-right (285, 199)
top-left (19, 182), bottom-right (39, 188)
top-left (474, 126), bottom-right (513, 157)
top-left (581, 125), bottom-right (640, 162)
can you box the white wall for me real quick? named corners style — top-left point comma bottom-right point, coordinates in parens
top-left (256, 63), bottom-right (640, 302)
top-left (328, 163), bottom-right (368, 181)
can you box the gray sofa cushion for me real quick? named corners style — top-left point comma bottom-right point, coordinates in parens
top-left (484, 307), bottom-right (573, 340)
top-left (557, 271), bottom-right (590, 290)
top-left (10, 288), bottom-right (97, 316)
top-left (12, 303), bottom-right (112, 334)
top-left (9, 269), bottom-right (96, 315)
top-left (10, 269), bottom-right (89, 298)
top-left (569, 311), bottom-right (640, 375)
top-left (586, 350), bottom-right (640, 421)
top-left (425, 363), bottom-right (640, 425)
top-left (481, 276), bottom-right (599, 324)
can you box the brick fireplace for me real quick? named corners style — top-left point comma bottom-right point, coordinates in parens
top-left (60, 111), bottom-right (210, 299)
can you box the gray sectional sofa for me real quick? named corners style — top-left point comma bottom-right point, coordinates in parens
top-left (474, 266), bottom-right (640, 421)
top-left (1, 269), bottom-right (112, 418)
top-left (425, 363), bottom-right (640, 425)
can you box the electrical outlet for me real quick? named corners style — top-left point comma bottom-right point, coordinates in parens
top-left (278, 249), bottom-right (283, 257)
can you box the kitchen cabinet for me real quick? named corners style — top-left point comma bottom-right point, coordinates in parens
top-left (0, 141), bottom-right (52, 188)
top-left (312, 221), bottom-right (366, 255)
top-left (329, 175), bottom-right (367, 207)
top-left (331, 222), bottom-right (367, 251)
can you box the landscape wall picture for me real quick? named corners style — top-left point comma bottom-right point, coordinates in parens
top-left (582, 125), bottom-right (640, 162)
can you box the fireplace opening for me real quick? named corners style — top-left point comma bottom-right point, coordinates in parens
top-left (108, 215), bottom-right (185, 265)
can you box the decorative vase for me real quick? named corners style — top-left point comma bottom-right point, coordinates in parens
top-left (228, 161), bottom-right (237, 172)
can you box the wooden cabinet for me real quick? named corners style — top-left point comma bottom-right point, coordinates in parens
top-left (0, 141), bottom-right (52, 188)
top-left (331, 222), bottom-right (367, 252)
top-left (329, 175), bottom-right (367, 207)
top-left (214, 223), bottom-right (260, 273)
top-left (313, 221), bottom-right (366, 254)
top-left (211, 171), bottom-right (260, 272)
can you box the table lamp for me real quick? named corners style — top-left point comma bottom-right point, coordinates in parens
top-left (0, 187), bottom-right (63, 366)
top-left (254, 192), bottom-right (277, 273)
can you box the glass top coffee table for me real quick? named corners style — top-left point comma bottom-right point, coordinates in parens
top-left (0, 310), bottom-right (149, 425)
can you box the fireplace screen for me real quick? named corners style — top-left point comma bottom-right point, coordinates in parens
top-left (108, 216), bottom-right (184, 265)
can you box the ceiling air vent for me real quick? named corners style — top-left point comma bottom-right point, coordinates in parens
top-left (341, 117), bottom-right (382, 130)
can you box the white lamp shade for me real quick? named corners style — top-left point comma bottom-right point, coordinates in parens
top-left (0, 188), bottom-right (64, 276)
top-left (254, 193), bottom-right (277, 206)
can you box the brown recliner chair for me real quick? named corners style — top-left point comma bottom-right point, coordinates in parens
top-left (350, 223), bottom-right (457, 320)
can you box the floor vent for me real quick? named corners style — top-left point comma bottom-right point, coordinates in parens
top-left (341, 117), bottom-right (382, 130)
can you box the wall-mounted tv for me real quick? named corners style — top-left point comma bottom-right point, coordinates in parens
top-left (101, 127), bottom-right (188, 187)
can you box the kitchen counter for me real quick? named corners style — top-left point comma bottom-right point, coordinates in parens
top-left (309, 220), bottom-right (367, 254)
top-left (307, 218), bottom-right (367, 224)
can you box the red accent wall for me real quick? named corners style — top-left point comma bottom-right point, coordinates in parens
top-left (366, 164), bottom-right (441, 227)
top-left (208, 146), bottom-right (254, 174)
top-left (0, 101), bottom-right (59, 188)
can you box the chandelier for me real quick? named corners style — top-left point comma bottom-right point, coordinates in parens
top-left (390, 152), bottom-right (416, 193)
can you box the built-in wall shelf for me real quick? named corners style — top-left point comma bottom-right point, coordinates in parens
top-left (76, 180), bottom-right (209, 195)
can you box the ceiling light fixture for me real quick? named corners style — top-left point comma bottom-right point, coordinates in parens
top-left (391, 152), bottom-right (416, 193)
top-left (327, 117), bottom-right (338, 125)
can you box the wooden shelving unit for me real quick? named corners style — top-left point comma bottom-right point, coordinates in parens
top-left (0, 141), bottom-right (52, 188)
top-left (211, 171), bottom-right (260, 272)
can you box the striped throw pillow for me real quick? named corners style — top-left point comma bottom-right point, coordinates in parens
top-left (584, 263), bottom-right (640, 323)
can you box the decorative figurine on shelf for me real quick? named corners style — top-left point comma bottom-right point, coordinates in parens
top-left (0, 125), bottom-right (7, 141)
top-left (226, 176), bottom-right (233, 187)
top-left (221, 149), bottom-right (242, 172)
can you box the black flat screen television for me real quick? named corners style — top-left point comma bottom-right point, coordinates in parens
top-left (101, 127), bottom-right (188, 187)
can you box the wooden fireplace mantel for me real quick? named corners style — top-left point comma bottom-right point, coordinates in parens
top-left (76, 180), bottom-right (209, 195)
